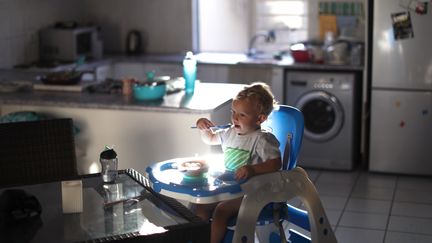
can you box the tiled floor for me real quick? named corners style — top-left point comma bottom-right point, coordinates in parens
top-left (286, 167), bottom-right (432, 243)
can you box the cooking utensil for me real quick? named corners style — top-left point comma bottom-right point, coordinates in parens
top-left (39, 71), bottom-right (85, 85)
top-left (324, 40), bottom-right (351, 65)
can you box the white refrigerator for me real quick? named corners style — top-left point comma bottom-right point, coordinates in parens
top-left (369, 0), bottom-right (432, 175)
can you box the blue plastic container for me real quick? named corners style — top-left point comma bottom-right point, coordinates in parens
top-left (133, 81), bottom-right (166, 101)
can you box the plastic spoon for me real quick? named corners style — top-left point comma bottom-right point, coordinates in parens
top-left (190, 123), bottom-right (232, 131)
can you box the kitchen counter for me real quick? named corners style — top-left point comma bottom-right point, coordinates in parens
top-left (107, 52), bottom-right (364, 71)
top-left (0, 82), bottom-right (242, 113)
top-left (0, 82), bottom-right (242, 175)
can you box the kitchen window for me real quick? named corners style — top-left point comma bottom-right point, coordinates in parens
top-left (196, 0), bottom-right (309, 53)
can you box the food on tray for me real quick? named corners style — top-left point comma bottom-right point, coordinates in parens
top-left (177, 160), bottom-right (209, 177)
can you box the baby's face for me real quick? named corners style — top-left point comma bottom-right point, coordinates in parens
top-left (231, 98), bottom-right (262, 135)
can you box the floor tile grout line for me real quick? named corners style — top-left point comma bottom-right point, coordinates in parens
top-left (386, 229), bottom-right (432, 237)
top-left (342, 209), bottom-right (390, 215)
top-left (334, 169), bottom-right (362, 230)
top-left (392, 200), bottom-right (432, 207)
top-left (335, 225), bottom-right (386, 232)
top-left (382, 175), bottom-right (399, 243)
top-left (389, 214), bottom-right (432, 221)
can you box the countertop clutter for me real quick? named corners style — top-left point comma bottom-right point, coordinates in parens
top-left (0, 81), bottom-right (243, 113)
top-left (109, 52), bottom-right (364, 71)
top-left (0, 52), bottom-right (364, 110)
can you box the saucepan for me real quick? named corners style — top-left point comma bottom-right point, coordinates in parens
top-left (38, 70), bottom-right (93, 85)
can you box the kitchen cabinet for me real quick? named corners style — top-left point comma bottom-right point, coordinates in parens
top-left (197, 64), bottom-right (229, 83)
top-left (144, 62), bottom-right (182, 78)
top-left (197, 64), bottom-right (273, 85)
top-left (110, 62), bottom-right (146, 80)
top-left (197, 64), bottom-right (280, 101)
top-left (227, 65), bottom-right (272, 84)
top-left (107, 62), bottom-right (273, 87)
top-left (1, 104), bottom-right (228, 175)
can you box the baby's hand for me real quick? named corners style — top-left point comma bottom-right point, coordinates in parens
top-left (235, 165), bottom-right (255, 181)
top-left (196, 118), bottom-right (215, 131)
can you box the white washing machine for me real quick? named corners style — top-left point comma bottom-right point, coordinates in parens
top-left (285, 71), bottom-right (361, 170)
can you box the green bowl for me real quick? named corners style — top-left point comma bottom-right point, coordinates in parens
top-left (133, 81), bottom-right (166, 101)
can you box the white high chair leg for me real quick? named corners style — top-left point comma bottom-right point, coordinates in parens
top-left (232, 168), bottom-right (337, 243)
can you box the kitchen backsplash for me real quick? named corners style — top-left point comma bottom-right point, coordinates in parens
top-left (0, 0), bottom-right (192, 69)
top-left (81, 0), bottom-right (192, 56)
top-left (0, 0), bottom-right (85, 68)
top-left (0, 0), bottom-right (365, 69)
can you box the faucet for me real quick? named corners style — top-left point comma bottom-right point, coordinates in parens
top-left (247, 30), bottom-right (276, 57)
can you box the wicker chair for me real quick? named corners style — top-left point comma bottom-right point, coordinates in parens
top-left (0, 118), bottom-right (78, 187)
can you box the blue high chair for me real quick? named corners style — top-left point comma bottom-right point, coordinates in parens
top-left (224, 105), bottom-right (337, 243)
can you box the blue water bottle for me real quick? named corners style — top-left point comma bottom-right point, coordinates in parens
top-left (183, 51), bottom-right (197, 94)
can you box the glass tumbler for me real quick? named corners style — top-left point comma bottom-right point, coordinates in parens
top-left (100, 149), bottom-right (118, 183)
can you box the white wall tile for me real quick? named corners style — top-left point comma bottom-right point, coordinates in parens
top-left (0, 39), bottom-right (11, 68)
top-left (0, 9), bottom-right (12, 39)
top-left (0, 0), bottom-right (85, 68)
top-left (82, 0), bottom-right (192, 54)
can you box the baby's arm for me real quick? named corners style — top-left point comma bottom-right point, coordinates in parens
top-left (235, 157), bottom-right (281, 180)
top-left (196, 118), bottom-right (220, 145)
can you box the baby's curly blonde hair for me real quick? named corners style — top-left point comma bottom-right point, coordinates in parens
top-left (235, 82), bottom-right (277, 116)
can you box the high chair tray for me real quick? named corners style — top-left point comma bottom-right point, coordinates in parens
top-left (145, 157), bottom-right (245, 204)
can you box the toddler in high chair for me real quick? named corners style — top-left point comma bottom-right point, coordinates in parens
top-left (194, 82), bottom-right (282, 243)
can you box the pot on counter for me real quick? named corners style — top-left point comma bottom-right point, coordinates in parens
top-left (324, 40), bottom-right (350, 65)
top-left (290, 40), bottom-right (325, 64)
top-left (290, 43), bottom-right (311, 63)
top-left (133, 80), bottom-right (167, 101)
top-left (38, 70), bottom-right (92, 85)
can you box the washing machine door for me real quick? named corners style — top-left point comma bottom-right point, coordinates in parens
top-left (296, 91), bottom-right (344, 142)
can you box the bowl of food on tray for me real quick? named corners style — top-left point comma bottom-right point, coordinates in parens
top-left (177, 159), bottom-right (209, 177)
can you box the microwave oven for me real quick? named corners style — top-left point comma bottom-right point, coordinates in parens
top-left (39, 26), bottom-right (101, 62)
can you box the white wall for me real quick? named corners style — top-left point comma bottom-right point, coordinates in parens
top-left (198, 0), bottom-right (250, 52)
top-left (82, 0), bottom-right (193, 55)
top-left (0, 0), bottom-right (193, 68)
top-left (0, 0), bottom-right (85, 68)
top-left (0, 0), bottom-right (366, 68)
